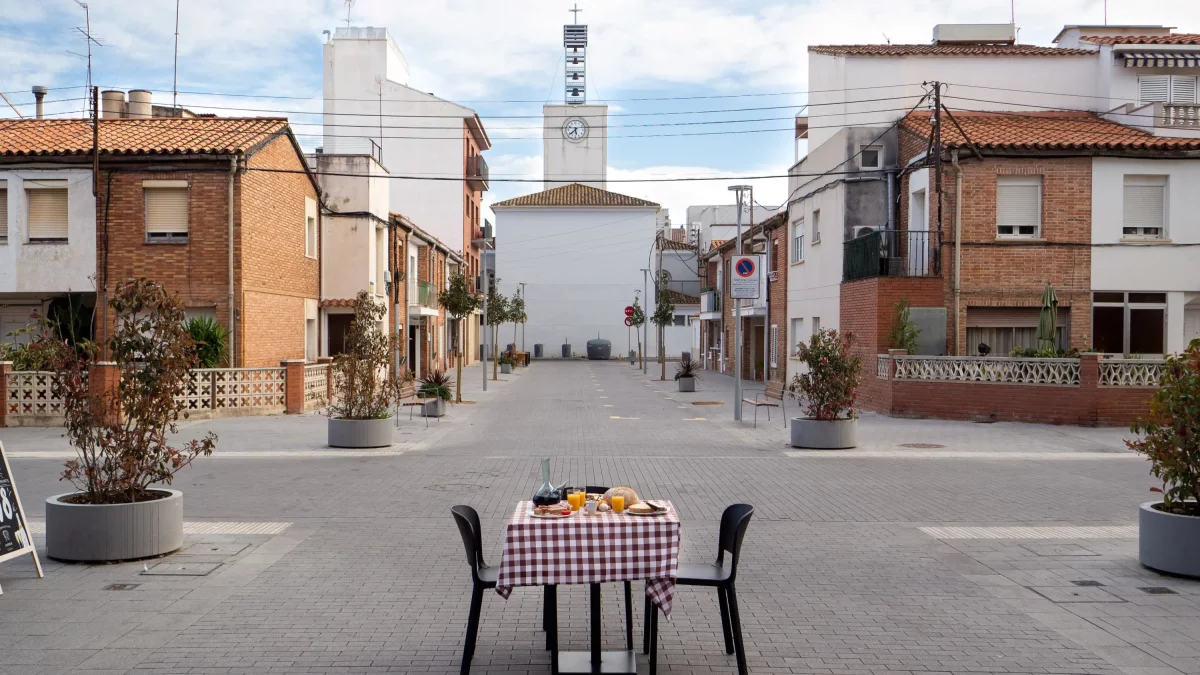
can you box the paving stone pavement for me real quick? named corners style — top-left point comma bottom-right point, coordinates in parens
top-left (0, 360), bottom-right (1197, 675)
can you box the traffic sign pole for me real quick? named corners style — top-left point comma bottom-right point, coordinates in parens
top-left (729, 186), bottom-right (750, 421)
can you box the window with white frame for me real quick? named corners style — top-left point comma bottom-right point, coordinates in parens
top-left (792, 217), bottom-right (804, 262)
top-left (812, 209), bottom-right (821, 244)
top-left (790, 317), bottom-right (804, 356)
top-left (1123, 175), bottom-right (1167, 238)
top-left (996, 175), bottom-right (1042, 238)
top-left (769, 324), bottom-right (778, 367)
top-left (144, 181), bottom-right (189, 242)
top-left (860, 145), bottom-right (882, 169)
top-left (25, 180), bottom-right (68, 241)
top-left (0, 181), bottom-right (8, 242)
top-left (1138, 75), bottom-right (1198, 104)
top-left (305, 196), bottom-right (318, 259)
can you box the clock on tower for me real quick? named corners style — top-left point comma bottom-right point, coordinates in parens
top-left (563, 118), bottom-right (588, 141)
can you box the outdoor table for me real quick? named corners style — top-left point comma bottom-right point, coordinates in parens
top-left (496, 500), bottom-right (681, 674)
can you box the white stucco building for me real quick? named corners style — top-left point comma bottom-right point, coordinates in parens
top-left (491, 184), bottom-right (660, 358)
top-left (0, 168), bottom-right (96, 341)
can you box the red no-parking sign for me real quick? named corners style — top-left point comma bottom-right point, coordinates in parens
top-left (730, 255), bottom-right (762, 299)
top-left (624, 305), bottom-right (635, 317)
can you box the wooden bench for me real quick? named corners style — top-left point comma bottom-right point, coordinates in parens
top-left (398, 380), bottom-right (440, 427)
top-left (741, 380), bottom-right (787, 428)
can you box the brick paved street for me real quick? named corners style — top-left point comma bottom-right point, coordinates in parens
top-left (1, 361), bottom-right (1197, 675)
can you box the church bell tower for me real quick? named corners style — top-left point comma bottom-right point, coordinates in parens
top-left (543, 5), bottom-right (608, 190)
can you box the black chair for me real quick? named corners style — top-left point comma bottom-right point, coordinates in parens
top-left (451, 505), bottom-right (498, 675)
top-left (540, 485), bottom-right (636, 651)
top-left (646, 503), bottom-right (754, 675)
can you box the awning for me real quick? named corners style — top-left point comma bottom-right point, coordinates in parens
top-left (1123, 52), bottom-right (1200, 68)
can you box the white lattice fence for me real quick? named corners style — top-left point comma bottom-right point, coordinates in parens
top-left (213, 368), bottom-right (286, 409)
top-left (5, 371), bottom-right (69, 418)
top-left (178, 369), bottom-right (216, 411)
top-left (893, 356), bottom-right (1080, 386)
top-left (876, 355), bottom-right (890, 379)
top-left (304, 363), bottom-right (329, 406)
top-left (1099, 359), bottom-right (1166, 388)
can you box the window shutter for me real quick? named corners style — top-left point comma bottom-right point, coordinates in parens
top-left (1171, 75), bottom-right (1197, 104)
top-left (27, 187), bottom-right (69, 240)
top-left (145, 187), bottom-right (189, 235)
top-left (770, 324), bottom-right (778, 367)
top-left (1139, 76), bottom-right (1169, 103)
top-left (0, 185), bottom-right (7, 240)
top-left (1123, 183), bottom-right (1165, 232)
top-left (996, 177), bottom-right (1041, 236)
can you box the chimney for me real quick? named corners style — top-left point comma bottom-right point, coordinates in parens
top-left (101, 90), bottom-right (126, 119)
top-left (31, 86), bottom-right (48, 120)
top-left (127, 90), bottom-right (152, 119)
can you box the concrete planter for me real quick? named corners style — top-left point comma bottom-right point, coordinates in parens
top-left (328, 417), bottom-right (394, 448)
top-left (46, 490), bottom-right (183, 562)
top-left (790, 417), bottom-right (857, 449)
top-left (1139, 501), bottom-right (1200, 578)
top-left (677, 376), bottom-right (696, 392)
top-left (422, 398), bottom-right (447, 418)
top-left (501, 363), bottom-right (513, 374)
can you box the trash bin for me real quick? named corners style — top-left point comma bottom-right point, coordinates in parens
top-left (682, 351), bottom-right (691, 364)
top-left (561, 344), bottom-right (571, 358)
top-left (586, 339), bottom-right (612, 360)
top-left (534, 344), bottom-right (543, 358)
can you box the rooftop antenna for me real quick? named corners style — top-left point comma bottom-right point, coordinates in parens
top-left (73, 1), bottom-right (102, 118)
top-left (344, 0), bottom-right (355, 28)
top-left (882, 32), bottom-right (890, 44)
top-left (172, 0), bottom-right (181, 114)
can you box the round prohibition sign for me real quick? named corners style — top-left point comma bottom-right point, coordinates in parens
top-left (735, 258), bottom-right (756, 277)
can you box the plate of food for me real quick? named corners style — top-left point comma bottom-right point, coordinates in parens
top-left (531, 503), bottom-right (573, 519)
top-left (625, 500), bottom-right (667, 516)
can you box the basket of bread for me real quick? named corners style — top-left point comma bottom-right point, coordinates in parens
top-left (601, 487), bottom-right (666, 516)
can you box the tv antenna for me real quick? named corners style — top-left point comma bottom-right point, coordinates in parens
top-left (72, 1), bottom-right (103, 117)
top-left (172, 0), bottom-right (181, 114)
top-left (344, 0), bottom-right (355, 28)
top-left (569, 3), bottom-right (582, 23)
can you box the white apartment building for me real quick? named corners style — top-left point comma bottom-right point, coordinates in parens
top-left (0, 168), bottom-right (96, 341)
top-left (686, 203), bottom-right (783, 254)
top-left (787, 22), bottom-right (1200, 370)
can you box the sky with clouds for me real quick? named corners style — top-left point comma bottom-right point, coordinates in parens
top-left (3, 0), bottom-right (1199, 223)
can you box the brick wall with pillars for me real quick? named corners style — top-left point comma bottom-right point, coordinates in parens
top-left (281, 360), bottom-right (307, 414)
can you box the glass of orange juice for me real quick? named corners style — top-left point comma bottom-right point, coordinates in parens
top-left (612, 495), bottom-right (625, 513)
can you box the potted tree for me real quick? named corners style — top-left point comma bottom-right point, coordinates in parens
top-left (629, 292), bottom-right (645, 368)
top-left (499, 352), bottom-right (515, 375)
top-left (509, 289), bottom-right (527, 364)
top-left (46, 278), bottom-right (217, 562)
top-left (788, 328), bottom-right (863, 449)
top-left (675, 357), bottom-right (699, 392)
top-left (327, 291), bottom-right (407, 448)
top-left (438, 272), bottom-right (481, 404)
top-left (419, 367), bottom-right (453, 417)
top-left (1128, 338), bottom-right (1200, 578)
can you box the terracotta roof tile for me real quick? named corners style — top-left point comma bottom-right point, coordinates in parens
top-left (1080, 34), bottom-right (1200, 45)
top-left (808, 44), bottom-right (1094, 57)
top-left (491, 183), bottom-right (659, 208)
top-left (662, 290), bottom-right (699, 306)
top-left (901, 110), bottom-right (1200, 151)
top-left (657, 237), bottom-right (696, 251)
top-left (320, 299), bottom-right (357, 308)
top-left (0, 117), bottom-right (290, 157)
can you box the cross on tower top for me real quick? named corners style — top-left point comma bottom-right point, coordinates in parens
top-left (569, 3), bottom-right (582, 24)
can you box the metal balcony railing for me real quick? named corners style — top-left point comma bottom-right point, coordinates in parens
top-left (700, 290), bottom-right (721, 314)
top-left (843, 229), bottom-right (940, 282)
top-left (418, 281), bottom-right (438, 309)
top-left (466, 155), bottom-right (489, 191)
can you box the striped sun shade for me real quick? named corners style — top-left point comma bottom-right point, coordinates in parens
top-left (1123, 52), bottom-right (1200, 67)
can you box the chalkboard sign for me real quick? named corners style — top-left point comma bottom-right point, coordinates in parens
top-left (0, 441), bottom-right (43, 593)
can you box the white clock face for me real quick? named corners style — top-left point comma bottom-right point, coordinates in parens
top-left (563, 118), bottom-right (588, 141)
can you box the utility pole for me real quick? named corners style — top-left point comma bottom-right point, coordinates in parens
top-left (518, 282), bottom-right (526, 352)
top-left (729, 185), bottom-right (751, 421)
top-left (932, 82), bottom-right (944, 239)
top-left (473, 235), bottom-right (493, 392)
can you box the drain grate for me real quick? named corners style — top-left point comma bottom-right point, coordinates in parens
top-left (899, 443), bottom-right (945, 449)
top-left (1071, 580), bottom-right (1105, 587)
top-left (103, 583), bottom-right (140, 591)
top-left (1138, 586), bottom-right (1178, 595)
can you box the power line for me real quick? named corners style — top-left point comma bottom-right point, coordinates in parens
top-left (245, 165), bottom-right (918, 184)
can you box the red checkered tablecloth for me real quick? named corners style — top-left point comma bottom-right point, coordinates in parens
top-left (496, 501), bottom-right (682, 615)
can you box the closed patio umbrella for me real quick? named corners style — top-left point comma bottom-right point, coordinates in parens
top-left (1037, 283), bottom-right (1059, 352)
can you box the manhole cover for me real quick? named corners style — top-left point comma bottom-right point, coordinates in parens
top-left (103, 583), bottom-right (140, 591)
top-left (1139, 586), bottom-right (1178, 595)
top-left (898, 443), bottom-right (945, 449)
top-left (142, 562), bottom-right (221, 577)
top-left (1071, 580), bottom-right (1105, 587)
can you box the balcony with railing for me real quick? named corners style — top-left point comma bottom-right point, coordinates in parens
top-left (843, 229), bottom-right (940, 282)
top-left (700, 290), bottom-right (721, 318)
top-left (410, 280), bottom-right (440, 317)
top-left (1156, 102), bottom-right (1200, 129)
top-left (467, 154), bottom-right (489, 191)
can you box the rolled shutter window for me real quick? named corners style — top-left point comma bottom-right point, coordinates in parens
top-left (145, 187), bottom-right (189, 235)
top-left (1139, 76), bottom-right (1169, 104)
top-left (27, 185), bottom-right (69, 240)
top-left (996, 177), bottom-right (1041, 237)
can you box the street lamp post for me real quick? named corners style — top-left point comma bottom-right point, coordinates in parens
top-left (518, 282), bottom-right (526, 353)
top-left (641, 268), bottom-right (649, 375)
top-left (728, 185), bottom-right (751, 422)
